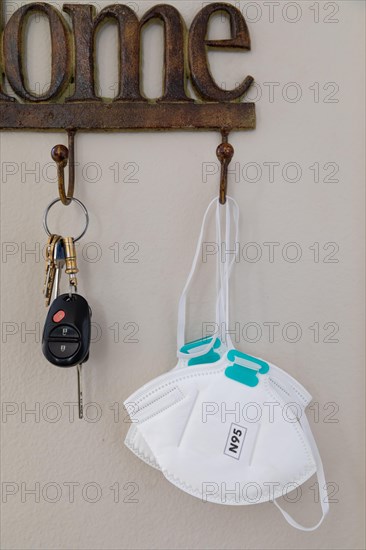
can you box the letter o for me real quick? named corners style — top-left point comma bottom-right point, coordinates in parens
top-left (282, 402), bottom-right (302, 423)
top-left (282, 322), bottom-right (302, 343)
top-left (242, 322), bottom-right (262, 343)
top-left (242, 3), bottom-right (262, 23)
top-left (242, 402), bottom-right (262, 423)
top-left (42, 482), bottom-right (62, 503)
top-left (82, 482), bottom-right (102, 503)
top-left (282, 2), bottom-right (302, 23)
top-left (242, 243), bottom-right (262, 263)
top-left (242, 482), bottom-right (261, 503)
top-left (3, 3), bottom-right (70, 101)
top-left (282, 82), bottom-right (302, 103)
top-left (242, 162), bottom-right (262, 183)
top-left (245, 82), bottom-right (262, 102)
top-left (282, 242), bottom-right (302, 263)
top-left (82, 162), bottom-right (102, 183)
top-left (42, 402), bottom-right (62, 423)
top-left (283, 482), bottom-right (302, 502)
top-left (282, 162), bottom-right (302, 182)
top-left (84, 402), bottom-right (102, 423)
top-left (82, 242), bottom-right (102, 263)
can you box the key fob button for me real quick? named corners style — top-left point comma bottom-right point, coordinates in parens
top-left (53, 310), bottom-right (66, 323)
top-left (49, 325), bottom-right (80, 339)
top-left (48, 341), bottom-right (80, 359)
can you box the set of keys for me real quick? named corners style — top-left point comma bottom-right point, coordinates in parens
top-left (44, 235), bottom-right (78, 306)
top-left (42, 234), bottom-right (91, 419)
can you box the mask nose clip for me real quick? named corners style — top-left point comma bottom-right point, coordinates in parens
top-left (225, 350), bottom-right (270, 387)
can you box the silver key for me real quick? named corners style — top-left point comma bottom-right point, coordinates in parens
top-left (53, 240), bottom-right (84, 420)
top-left (52, 239), bottom-right (66, 302)
top-left (77, 364), bottom-right (83, 419)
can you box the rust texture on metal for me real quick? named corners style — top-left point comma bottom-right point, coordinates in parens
top-left (0, 2), bottom-right (256, 131)
top-left (0, 102), bottom-right (255, 130)
top-left (51, 129), bottom-right (76, 205)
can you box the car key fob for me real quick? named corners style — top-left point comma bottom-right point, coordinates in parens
top-left (42, 293), bottom-right (91, 367)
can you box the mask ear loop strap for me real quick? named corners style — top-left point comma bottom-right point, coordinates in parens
top-left (273, 411), bottom-right (329, 531)
top-left (218, 197), bottom-right (239, 351)
top-left (177, 197), bottom-right (218, 356)
top-left (176, 196), bottom-right (239, 359)
top-left (224, 197), bottom-right (239, 350)
top-left (215, 200), bottom-right (225, 341)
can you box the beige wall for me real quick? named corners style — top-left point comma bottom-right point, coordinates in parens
top-left (1, 1), bottom-right (365, 549)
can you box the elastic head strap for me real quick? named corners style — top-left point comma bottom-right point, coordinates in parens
top-left (217, 196), bottom-right (239, 351)
top-left (273, 411), bottom-right (329, 531)
top-left (177, 196), bottom-right (239, 359)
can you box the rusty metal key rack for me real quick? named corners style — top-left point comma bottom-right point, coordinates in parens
top-left (0, 1), bottom-right (256, 204)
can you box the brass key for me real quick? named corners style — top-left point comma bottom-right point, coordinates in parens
top-left (63, 237), bottom-right (79, 291)
top-left (43, 235), bottom-right (56, 292)
top-left (43, 235), bottom-right (61, 306)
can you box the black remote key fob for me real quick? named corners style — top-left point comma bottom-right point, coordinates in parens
top-left (42, 293), bottom-right (91, 367)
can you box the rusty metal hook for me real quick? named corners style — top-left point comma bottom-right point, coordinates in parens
top-left (51, 129), bottom-right (76, 206)
top-left (216, 129), bottom-right (234, 205)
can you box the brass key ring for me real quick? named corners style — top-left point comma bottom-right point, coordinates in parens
top-left (43, 197), bottom-right (89, 242)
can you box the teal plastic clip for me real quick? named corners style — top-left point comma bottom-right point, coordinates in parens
top-left (225, 350), bottom-right (269, 387)
top-left (180, 337), bottom-right (221, 366)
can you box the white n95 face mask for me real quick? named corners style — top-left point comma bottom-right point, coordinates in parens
top-left (124, 197), bottom-right (329, 531)
top-left (125, 347), bottom-right (314, 470)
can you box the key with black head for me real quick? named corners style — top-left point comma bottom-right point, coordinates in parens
top-left (42, 293), bottom-right (92, 418)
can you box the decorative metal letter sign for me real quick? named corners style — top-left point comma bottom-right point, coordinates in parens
top-left (0, 2), bottom-right (256, 131)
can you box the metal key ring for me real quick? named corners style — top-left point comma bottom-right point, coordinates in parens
top-left (43, 197), bottom-right (89, 242)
